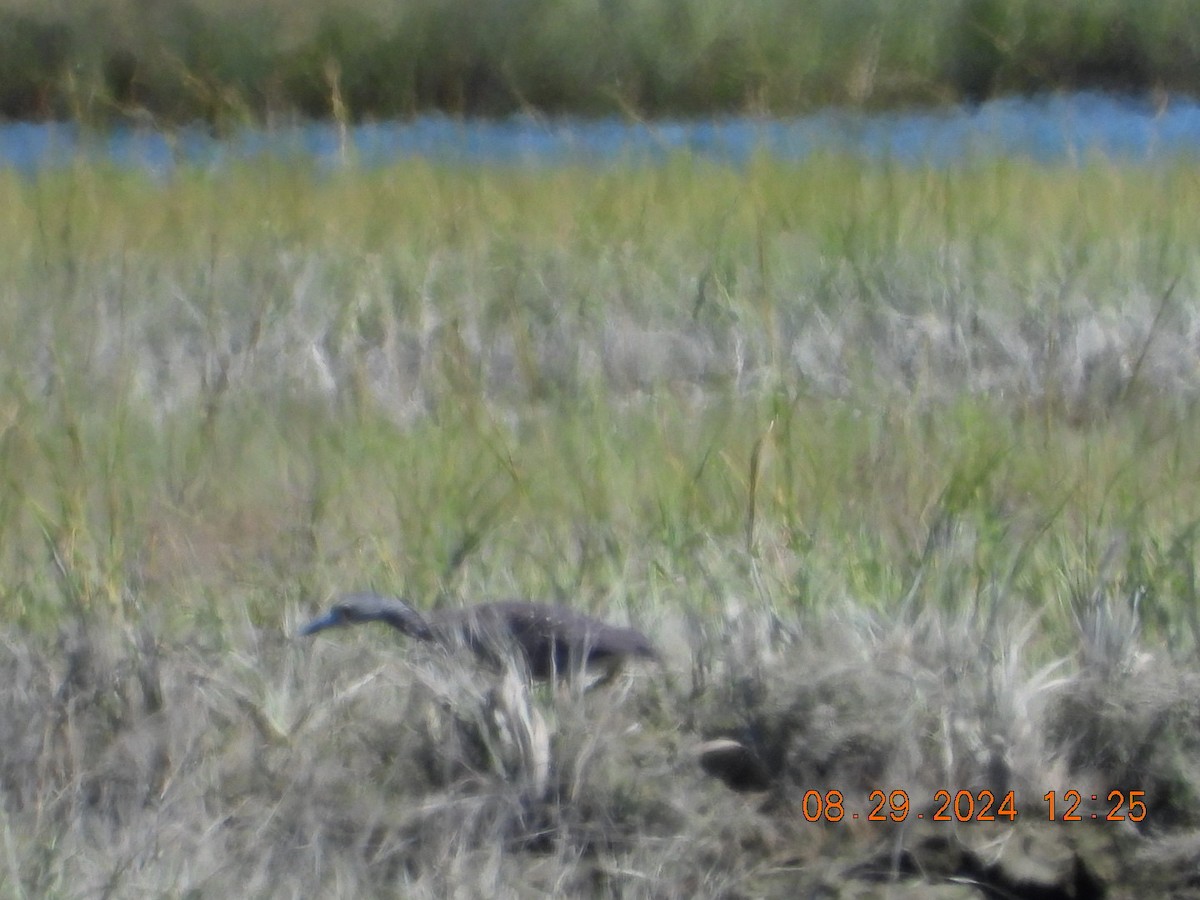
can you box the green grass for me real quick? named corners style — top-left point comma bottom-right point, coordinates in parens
top-left (2, 155), bottom-right (1199, 637)
top-left (3, 153), bottom-right (1200, 895)
top-left (1, 0), bottom-right (1199, 122)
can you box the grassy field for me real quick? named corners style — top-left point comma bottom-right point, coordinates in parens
top-left (1, 0), bottom-right (1200, 122)
top-left (3, 154), bottom-right (1200, 896)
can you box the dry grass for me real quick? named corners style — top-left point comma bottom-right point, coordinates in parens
top-left (2, 156), bottom-right (1200, 896)
top-left (2, 578), bottom-right (1199, 897)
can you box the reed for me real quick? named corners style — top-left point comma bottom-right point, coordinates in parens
top-left (1, 0), bottom-right (1198, 121)
top-left (1, 151), bottom-right (1198, 895)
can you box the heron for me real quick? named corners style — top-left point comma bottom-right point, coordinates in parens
top-left (299, 591), bottom-right (659, 685)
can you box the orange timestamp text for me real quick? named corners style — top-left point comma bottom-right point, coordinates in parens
top-left (796, 788), bottom-right (1148, 823)
top-left (1043, 789), bottom-right (1147, 822)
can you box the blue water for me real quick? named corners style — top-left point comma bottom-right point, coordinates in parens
top-left (2, 92), bottom-right (1198, 175)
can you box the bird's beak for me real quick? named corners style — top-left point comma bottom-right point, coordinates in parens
top-left (298, 610), bottom-right (342, 637)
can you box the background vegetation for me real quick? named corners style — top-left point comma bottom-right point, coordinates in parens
top-left (2, 153), bottom-right (1200, 895)
top-left (0, 0), bottom-right (1198, 123)
top-left (3, 155), bottom-right (1199, 636)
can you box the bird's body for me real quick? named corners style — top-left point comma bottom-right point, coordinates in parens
top-left (300, 592), bottom-right (658, 683)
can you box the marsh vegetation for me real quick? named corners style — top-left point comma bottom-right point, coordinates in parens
top-left (2, 0), bottom-right (1199, 122)
top-left (2, 155), bottom-right (1200, 896)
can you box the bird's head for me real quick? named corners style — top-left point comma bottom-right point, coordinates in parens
top-left (299, 592), bottom-right (433, 639)
top-left (298, 602), bottom-right (355, 635)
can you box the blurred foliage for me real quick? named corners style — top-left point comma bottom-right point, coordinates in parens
top-left (2, 155), bottom-right (1200, 647)
top-left (0, 0), bottom-right (1197, 123)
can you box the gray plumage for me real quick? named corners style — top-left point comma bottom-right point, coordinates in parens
top-left (300, 591), bottom-right (658, 682)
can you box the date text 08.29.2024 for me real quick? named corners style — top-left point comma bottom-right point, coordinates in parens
top-left (795, 789), bottom-right (1148, 823)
